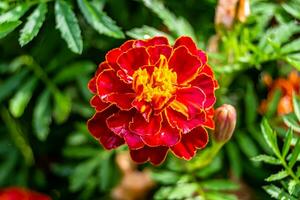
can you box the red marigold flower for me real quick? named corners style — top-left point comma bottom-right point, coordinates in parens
top-left (0, 187), bottom-right (51, 200)
top-left (87, 36), bottom-right (218, 165)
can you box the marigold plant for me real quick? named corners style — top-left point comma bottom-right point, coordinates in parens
top-left (87, 36), bottom-right (218, 165)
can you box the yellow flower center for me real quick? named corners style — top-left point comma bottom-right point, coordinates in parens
top-left (133, 55), bottom-right (177, 108)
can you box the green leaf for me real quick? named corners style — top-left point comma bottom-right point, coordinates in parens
top-left (63, 146), bottom-right (99, 159)
top-left (283, 115), bottom-right (300, 133)
top-left (245, 82), bottom-right (258, 125)
top-left (200, 180), bottom-right (239, 191)
top-left (285, 56), bottom-right (300, 71)
top-left (281, 38), bottom-right (300, 54)
top-left (33, 90), bottom-right (52, 141)
top-left (55, 0), bottom-right (83, 54)
top-left (261, 118), bottom-right (279, 155)
top-left (154, 187), bottom-right (173, 200)
top-left (288, 137), bottom-right (300, 168)
top-left (236, 131), bottom-right (259, 158)
top-left (282, 129), bottom-right (293, 158)
top-left (0, 3), bottom-right (31, 23)
top-left (288, 180), bottom-right (297, 195)
top-left (263, 185), bottom-right (297, 200)
top-left (205, 192), bottom-right (238, 200)
top-left (151, 171), bottom-right (180, 185)
top-left (251, 155), bottom-right (281, 165)
top-left (9, 77), bottom-right (38, 117)
top-left (226, 142), bottom-right (242, 178)
top-left (141, 0), bottom-right (195, 39)
top-left (19, 3), bottom-right (48, 46)
top-left (167, 183), bottom-right (198, 199)
top-left (266, 89), bottom-right (281, 117)
top-left (282, 2), bottom-right (300, 20)
top-left (0, 20), bottom-right (22, 39)
top-left (265, 170), bottom-right (288, 182)
top-left (53, 61), bottom-right (95, 84)
top-left (0, 69), bottom-right (28, 102)
top-left (77, 0), bottom-right (124, 38)
top-left (292, 94), bottom-right (300, 122)
top-left (126, 25), bottom-right (174, 43)
top-left (53, 92), bottom-right (71, 124)
top-left (70, 155), bottom-right (102, 191)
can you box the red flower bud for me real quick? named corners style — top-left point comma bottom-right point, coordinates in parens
top-left (214, 104), bottom-right (237, 143)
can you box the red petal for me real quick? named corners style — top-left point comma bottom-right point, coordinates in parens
top-left (171, 126), bottom-right (208, 160)
top-left (141, 119), bottom-right (181, 147)
top-left (117, 47), bottom-right (149, 76)
top-left (197, 50), bottom-right (208, 65)
top-left (134, 36), bottom-right (169, 47)
top-left (129, 113), bottom-right (162, 136)
top-left (117, 69), bottom-right (133, 84)
top-left (147, 45), bottom-right (172, 65)
top-left (106, 110), bottom-right (144, 149)
top-left (190, 74), bottom-right (216, 108)
top-left (90, 95), bottom-right (111, 112)
top-left (200, 64), bottom-right (218, 88)
top-left (106, 93), bottom-right (135, 110)
top-left (106, 48), bottom-right (122, 70)
top-left (87, 111), bottom-right (124, 150)
top-left (165, 107), bottom-right (206, 133)
top-left (96, 69), bottom-right (132, 99)
top-left (168, 46), bottom-right (202, 84)
top-left (202, 108), bottom-right (215, 129)
top-left (88, 62), bottom-right (111, 94)
top-left (174, 87), bottom-right (206, 118)
top-left (130, 146), bottom-right (168, 165)
top-left (174, 36), bottom-right (198, 55)
top-left (132, 99), bottom-right (152, 121)
top-left (120, 40), bottom-right (134, 51)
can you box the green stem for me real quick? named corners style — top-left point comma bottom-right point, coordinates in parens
top-left (187, 140), bottom-right (225, 171)
top-left (278, 155), bottom-right (300, 183)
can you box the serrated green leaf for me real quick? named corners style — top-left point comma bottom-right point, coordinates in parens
top-left (282, 129), bottom-right (293, 158)
top-left (0, 69), bottom-right (28, 102)
top-left (77, 0), bottom-right (124, 38)
top-left (282, 2), bottom-right (300, 19)
top-left (168, 183), bottom-right (198, 199)
top-left (292, 94), bottom-right (300, 122)
top-left (288, 137), bottom-right (300, 168)
top-left (261, 118), bottom-right (279, 155)
top-left (0, 20), bottom-right (22, 39)
top-left (126, 25), bottom-right (174, 43)
top-left (283, 115), bottom-right (300, 132)
top-left (154, 186), bottom-right (173, 200)
top-left (33, 90), bottom-right (51, 141)
top-left (0, 3), bottom-right (30, 23)
top-left (70, 155), bottom-right (102, 191)
top-left (265, 170), bottom-right (288, 182)
top-left (151, 171), bottom-right (180, 185)
top-left (19, 3), bottom-right (47, 46)
top-left (288, 180), bottom-right (297, 195)
top-left (251, 155), bottom-right (281, 165)
top-left (55, 0), bottom-right (83, 54)
top-left (263, 185), bottom-right (297, 200)
top-left (9, 77), bottom-right (38, 117)
top-left (200, 180), bottom-right (239, 191)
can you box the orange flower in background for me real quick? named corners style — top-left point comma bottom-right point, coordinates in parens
top-left (260, 71), bottom-right (300, 115)
top-left (87, 36), bottom-right (218, 165)
top-left (0, 187), bottom-right (51, 200)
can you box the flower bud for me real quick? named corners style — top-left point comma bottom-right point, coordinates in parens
top-left (214, 104), bottom-right (237, 143)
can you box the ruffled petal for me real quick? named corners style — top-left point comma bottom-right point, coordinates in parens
top-left (134, 36), bottom-right (169, 47)
top-left (147, 45), bottom-right (172, 65)
top-left (141, 119), bottom-right (180, 147)
top-left (106, 48), bottom-right (122, 70)
top-left (173, 87), bottom-right (206, 118)
top-left (200, 64), bottom-right (218, 88)
top-left (130, 146), bottom-right (168, 165)
top-left (88, 62), bottom-right (111, 94)
top-left (90, 95), bottom-right (111, 112)
top-left (106, 110), bottom-right (144, 149)
top-left (168, 46), bottom-right (202, 84)
top-left (120, 40), bottom-right (134, 51)
top-left (96, 69), bottom-right (133, 99)
top-left (171, 126), bottom-right (208, 160)
top-left (132, 99), bottom-right (152, 121)
top-left (165, 107), bottom-right (206, 133)
top-left (106, 93), bottom-right (135, 110)
top-left (87, 111), bottom-right (124, 150)
top-left (129, 113), bottom-right (162, 136)
top-left (117, 47), bottom-right (149, 76)
top-left (202, 108), bottom-right (215, 129)
top-left (117, 70), bottom-right (133, 84)
top-left (190, 74), bottom-right (216, 108)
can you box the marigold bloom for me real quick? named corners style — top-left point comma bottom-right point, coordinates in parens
top-left (260, 71), bottom-right (300, 116)
top-left (87, 36), bottom-right (218, 165)
top-left (0, 187), bottom-right (51, 200)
